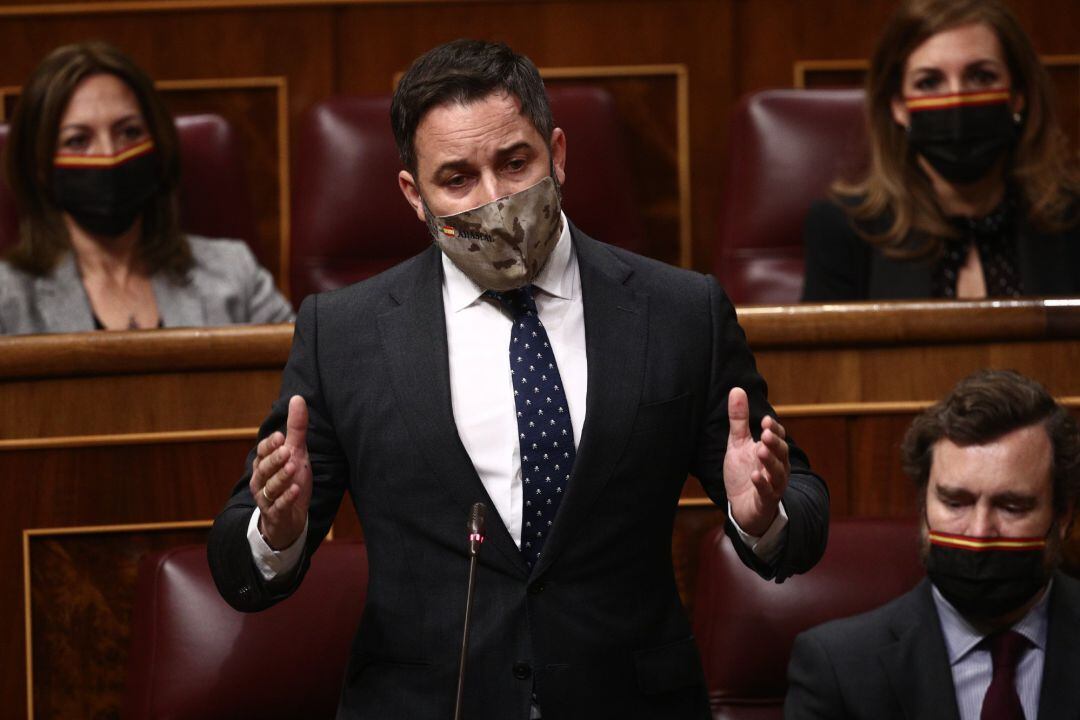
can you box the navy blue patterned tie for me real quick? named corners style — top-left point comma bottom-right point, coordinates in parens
top-left (487, 286), bottom-right (575, 568)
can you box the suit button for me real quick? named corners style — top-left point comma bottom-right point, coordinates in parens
top-left (528, 582), bottom-right (545, 595)
top-left (512, 662), bottom-right (532, 680)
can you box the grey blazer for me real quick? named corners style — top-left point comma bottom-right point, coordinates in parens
top-left (0, 236), bottom-right (294, 335)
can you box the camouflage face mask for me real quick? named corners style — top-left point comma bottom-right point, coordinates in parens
top-left (424, 175), bottom-right (563, 292)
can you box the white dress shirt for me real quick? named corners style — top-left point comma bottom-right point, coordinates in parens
top-left (248, 213), bottom-right (787, 575)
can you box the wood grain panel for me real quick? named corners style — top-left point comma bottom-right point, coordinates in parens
top-left (0, 372), bottom-right (277, 439)
top-left (26, 525), bottom-right (210, 720)
top-left (2, 440), bottom-right (249, 720)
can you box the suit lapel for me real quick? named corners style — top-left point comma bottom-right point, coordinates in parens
top-left (532, 228), bottom-right (647, 577)
top-left (376, 247), bottom-right (527, 578)
top-left (153, 273), bottom-right (206, 328)
top-left (35, 254), bottom-right (96, 332)
top-left (879, 581), bottom-right (961, 720)
top-left (1037, 573), bottom-right (1080, 719)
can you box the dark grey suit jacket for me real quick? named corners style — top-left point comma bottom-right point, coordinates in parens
top-left (208, 227), bottom-right (829, 720)
top-left (785, 574), bottom-right (1080, 720)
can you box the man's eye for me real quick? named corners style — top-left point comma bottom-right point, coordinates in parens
top-left (505, 158), bottom-right (527, 172)
top-left (446, 175), bottom-right (468, 188)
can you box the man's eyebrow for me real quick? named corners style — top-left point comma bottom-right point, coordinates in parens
top-left (432, 159), bottom-right (473, 179)
top-left (494, 141), bottom-right (535, 158)
top-left (990, 491), bottom-right (1038, 507)
top-left (934, 484), bottom-right (972, 498)
top-left (430, 141), bottom-right (538, 180)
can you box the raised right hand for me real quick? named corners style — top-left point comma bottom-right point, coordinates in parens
top-left (250, 395), bottom-right (312, 550)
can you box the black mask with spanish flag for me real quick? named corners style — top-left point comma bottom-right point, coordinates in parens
top-left (905, 90), bottom-right (1017, 185)
top-left (52, 139), bottom-right (160, 238)
top-left (925, 529), bottom-right (1050, 620)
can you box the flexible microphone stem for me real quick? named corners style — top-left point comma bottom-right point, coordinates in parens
top-left (454, 502), bottom-right (486, 720)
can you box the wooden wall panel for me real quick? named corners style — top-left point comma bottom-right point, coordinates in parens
top-left (3, 440), bottom-right (246, 720)
top-left (27, 525), bottom-right (210, 720)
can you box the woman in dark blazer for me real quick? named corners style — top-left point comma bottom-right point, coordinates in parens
top-left (0, 41), bottom-right (293, 334)
top-left (802, 0), bottom-right (1080, 302)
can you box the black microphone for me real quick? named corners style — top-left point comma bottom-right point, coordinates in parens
top-left (454, 502), bottom-right (486, 720)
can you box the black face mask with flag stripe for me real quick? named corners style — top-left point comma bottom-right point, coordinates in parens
top-left (905, 90), bottom-right (1018, 185)
top-left (51, 139), bottom-right (160, 238)
top-left (925, 529), bottom-right (1051, 621)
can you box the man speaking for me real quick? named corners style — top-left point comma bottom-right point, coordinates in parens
top-left (209, 39), bottom-right (828, 719)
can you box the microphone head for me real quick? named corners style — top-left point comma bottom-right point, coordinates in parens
top-left (468, 502), bottom-right (486, 538)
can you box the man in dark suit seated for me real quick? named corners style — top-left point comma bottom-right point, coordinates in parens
top-left (208, 39), bottom-right (829, 719)
top-left (786, 369), bottom-right (1079, 720)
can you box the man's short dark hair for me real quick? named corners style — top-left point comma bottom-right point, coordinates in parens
top-left (390, 39), bottom-right (554, 174)
top-left (901, 369), bottom-right (1080, 516)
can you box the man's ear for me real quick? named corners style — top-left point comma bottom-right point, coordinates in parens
top-left (398, 170), bottom-right (428, 223)
top-left (550, 127), bottom-right (566, 186)
top-left (891, 95), bottom-right (910, 129)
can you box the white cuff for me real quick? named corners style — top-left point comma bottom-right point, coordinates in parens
top-left (246, 508), bottom-right (308, 582)
top-left (727, 500), bottom-right (789, 563)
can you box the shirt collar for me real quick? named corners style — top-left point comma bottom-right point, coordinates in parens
top-left (441, 211), bottom-right (574, 312)
top-left (932, 579), bottom-right (1052, 665)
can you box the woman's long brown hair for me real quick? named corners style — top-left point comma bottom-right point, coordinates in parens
top-left (836, 0), bottom-right (1079, 259)
top-left (4, 41), bottom-right (192, 280)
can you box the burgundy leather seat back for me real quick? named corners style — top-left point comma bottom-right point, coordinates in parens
top-left (692, 518), bottom-right (924, 720)
top-left (289, 95), bottom-right (423, 306)
top-left (289, 86), bottom-right (645, 307)
top-left (0, 114), bottom-right (260, 262)
top-left (123, 541), bottom-right (368, 720)
top-left (546, 84), bottom-right (645, 254)
top-left (173, 114), bottom-right (261, 261)
top-left (714, 89), bottom-right (867, 304)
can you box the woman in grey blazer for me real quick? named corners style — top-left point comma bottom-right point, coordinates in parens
top-left (0, 41), bottom-right (294, 335)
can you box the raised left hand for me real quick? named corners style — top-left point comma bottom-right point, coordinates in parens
top-left (723, 387), bottom-right (790, 537)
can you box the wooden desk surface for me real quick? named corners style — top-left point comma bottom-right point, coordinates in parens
top-left (4, 300), bottom-right (1080, 718)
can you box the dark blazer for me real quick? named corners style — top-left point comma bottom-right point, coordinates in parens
top-left (800, 199), bottom-right (1080, 301)
top-left (785, 573), bottom-right (1080, 720)
top-left (208, 227), bottom-right (829, 720)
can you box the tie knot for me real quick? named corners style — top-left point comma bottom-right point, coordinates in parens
top-left (987, 630), bottom-right (1029, 671)
top-left (486, 286), bottom-right (538, 319)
